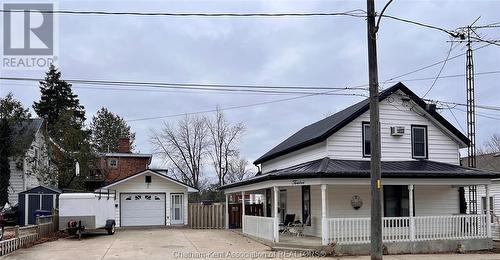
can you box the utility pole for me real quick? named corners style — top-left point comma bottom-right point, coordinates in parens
top-left (366, 0), bottom-right (383, 259)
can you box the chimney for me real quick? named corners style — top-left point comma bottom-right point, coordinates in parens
top-left (118, 137), bottom-right (131, 153)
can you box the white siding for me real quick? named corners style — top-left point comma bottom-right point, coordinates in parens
top-left (110, 173), bottom-right (188, 227)
top-left (328, 185), bottom-right (371, 218)
top-left (414, 185), bottom-right (459, 216)
top-left (8, 161), bottom-right (24, 205)
top-left (261, 142), bottom-right (326, 173)
top-left (327, 92), bottom-right (461, 164)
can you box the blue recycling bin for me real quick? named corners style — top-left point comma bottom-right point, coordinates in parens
top-left (33, 210), bottom-right (51, 218)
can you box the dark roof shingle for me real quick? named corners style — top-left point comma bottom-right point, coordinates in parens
top-left (222, 158), bottom-right (500, 189)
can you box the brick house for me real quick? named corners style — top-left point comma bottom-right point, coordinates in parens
top-left (86, 138), bottom-right (152, 190)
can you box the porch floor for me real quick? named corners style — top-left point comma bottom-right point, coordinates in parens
top-left (277, 234), bottom-right (322, 248)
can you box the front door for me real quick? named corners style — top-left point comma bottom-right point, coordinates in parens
top-left (171, 194), bottom-right (184, 225)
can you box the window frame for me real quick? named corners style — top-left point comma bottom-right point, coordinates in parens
top-left (362, 122), bottom-right (371, 158)
top-left (301, 185), bottom-right (311, 226)
top-left (108, 158), bottom-right (118, 168)
top-left (411, 125), bottom-right (428, 159)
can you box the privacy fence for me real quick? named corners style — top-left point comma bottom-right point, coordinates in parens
top-left (189, 203), bottom-right (226, 229)
top-left (0, 210), bottom-right (59, 256)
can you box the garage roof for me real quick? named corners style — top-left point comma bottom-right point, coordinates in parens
top-left (99, 169), bottom-right (198, 192)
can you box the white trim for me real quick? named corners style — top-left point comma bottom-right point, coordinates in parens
top-left (98, 152), bottom-right (152, 158)
top-left (99, 169), bottom-right (198, 192)
top-left (224, 178), bottom-right (491, 193)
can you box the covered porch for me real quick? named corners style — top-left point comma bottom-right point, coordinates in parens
top-left (224, 178), bottom-right (493, 250)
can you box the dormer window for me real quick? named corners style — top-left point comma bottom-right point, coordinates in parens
top-left (411, 125), bottom-right (428, 159)
top-left (362, 122), bottom-right (371, 157)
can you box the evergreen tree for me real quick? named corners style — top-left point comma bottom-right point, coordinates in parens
top-left (90, 107), bottom-right (135, 152)
top-left (33, 65), bottom-right (85, 137)
top-left (0, 93), bottom-right (31, 205)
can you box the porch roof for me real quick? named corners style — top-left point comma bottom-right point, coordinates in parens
top-left (221, 157), bottom-right (500, 189)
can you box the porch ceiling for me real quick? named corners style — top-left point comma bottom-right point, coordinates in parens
top-left (221, 157), bottom-right (500, 190)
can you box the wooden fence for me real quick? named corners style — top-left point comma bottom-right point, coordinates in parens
top-left (0, 211), bottom-right (59, 256)
top-left (189, 203), bottom-right (226, 229)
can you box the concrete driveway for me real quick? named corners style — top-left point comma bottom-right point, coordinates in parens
top-left (1, 228), bottom-right (500, 259)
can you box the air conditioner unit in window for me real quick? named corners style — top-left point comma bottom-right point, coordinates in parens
top-left (390, 126), bottom-right (405, 136)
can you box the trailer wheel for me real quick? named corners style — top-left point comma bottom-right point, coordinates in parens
top-left (106, 223), bottom-right (115, 235)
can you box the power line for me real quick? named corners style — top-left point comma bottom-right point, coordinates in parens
top-left (422, 40), bottom-right (454, 98)
top-left (0, 76), bottom-right (368, 92)
top-left (381, 14), bottom-right (458, 37)
top-left (0, 9), bottom-right (367, 17)
top-left (126, 91), bottom-right (368, 122)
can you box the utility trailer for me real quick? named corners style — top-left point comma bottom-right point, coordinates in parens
top-left (59, 191), bottom-right (116, 238)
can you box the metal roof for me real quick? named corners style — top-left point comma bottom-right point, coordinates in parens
top-left (254, 83), bottom-right (470, 165)
top-left (222, 158), bottom-right (500, 189)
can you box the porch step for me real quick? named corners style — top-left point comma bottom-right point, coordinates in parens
top-left (271, 246), bottom-right (316, 253)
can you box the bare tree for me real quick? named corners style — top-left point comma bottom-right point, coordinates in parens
top-left (207, 108), bottom-right (245, 186)
top-left (226, 157), bottom-right (253, 183)
top-left (481, 134), bottom-right (500, 153)
top-left (151, 115), bottom-right (208, 189)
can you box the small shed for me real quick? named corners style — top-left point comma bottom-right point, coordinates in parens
top-left (18, 186), bottom-right (61, 226)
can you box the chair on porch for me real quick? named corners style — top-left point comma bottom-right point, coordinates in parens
top-left (288, 215), bottom-right (310, 237)
top-left (279, 214), bottom-right (295, 234)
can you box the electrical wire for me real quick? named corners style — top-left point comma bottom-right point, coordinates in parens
top-left (0, 9), bottom-right (367, 17)
top-left (422, 40), bottom-right (454, 98)
top-left (126, 91), bottom-right (368, 122)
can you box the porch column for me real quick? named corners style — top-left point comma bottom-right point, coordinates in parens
top-left (486, 184), bottom-right (492, 238)
top-left (321, 184), bottom-right (329, 245)
top-left (273, 186), bottom-right (279, 242)
top-left (408, 184), bottom-right (415, 241)
top-left (225, 194), bottom-right (229, 229)
top-left (241, 191), bottom-right (245, 229)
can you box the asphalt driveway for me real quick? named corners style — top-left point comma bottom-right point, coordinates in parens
top-left (2, 228), bottom-right (500, 259)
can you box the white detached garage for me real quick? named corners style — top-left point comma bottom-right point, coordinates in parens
top-left (99, 169), bottom-right (198, 227)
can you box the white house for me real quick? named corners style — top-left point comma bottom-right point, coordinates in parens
top-left (8, 118), bottom-right (54, 205)
top-left (221, 83), bottom-right (500, 254)
top-left (99, 169), bottom-right (198, 227)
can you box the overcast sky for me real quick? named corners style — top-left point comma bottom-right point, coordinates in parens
top-left (1, 0), bottom-right (500, 176)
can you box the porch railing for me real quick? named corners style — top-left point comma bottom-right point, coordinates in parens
top-left (328, 214), bottom-right (488, 245)
top-left (242, 215), bottom-right (275, 242)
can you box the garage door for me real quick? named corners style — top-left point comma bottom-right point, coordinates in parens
top-left (121, 193), bottom-right (165, 226)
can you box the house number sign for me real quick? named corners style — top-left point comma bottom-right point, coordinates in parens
top-left (351, 195), bottom-right (363, 210)
top-left (291, 180), bottom-right (305, 185)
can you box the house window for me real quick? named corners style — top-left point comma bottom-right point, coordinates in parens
top-left (362, 122), bottom-right (371, 157)
top-left (383, 185), bottom-right (410, 217)
top-left (145, 195), bottom-right (152, 200)
top-left (154, 196), bottom-right (161, 201)
top-left (134, 195), bottom-right (142, 200)
top-left (108, 158), bottom-right (118, 168)
top-left (411, 125), bottom-right (428, 159)
top-left (302, 186), bottom-right (311, 226)
top-left (482, 196), bottom-right (494, 222)
top-left (125, 196), bottom-right (132, 200)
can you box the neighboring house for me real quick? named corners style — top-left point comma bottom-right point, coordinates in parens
top-left (221, 83), bottom-right (500, 254)
top-left (461, 153), bottom-right (500, 239)
top-left (86, 138), bottom-right (152, 190)
top-left (8, 118), bottom-right (54, 205)
top-left (99, 169), bottom-right (197, 227)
